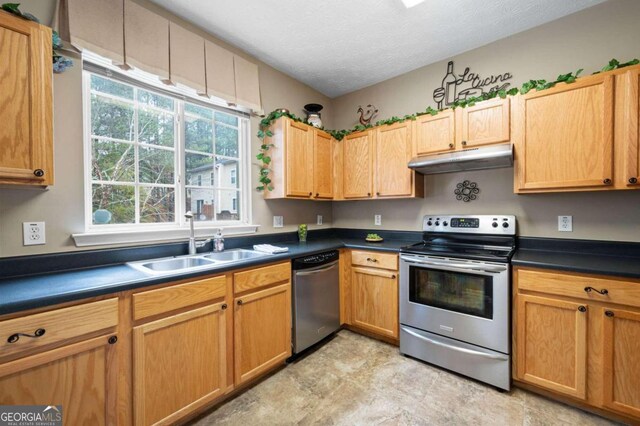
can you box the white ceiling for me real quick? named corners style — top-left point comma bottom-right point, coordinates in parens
top-left (149, 0), bottom-right (606, 98)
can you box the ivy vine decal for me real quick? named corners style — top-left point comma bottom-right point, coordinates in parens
top-left (256, 58), bottom-right (639, 192)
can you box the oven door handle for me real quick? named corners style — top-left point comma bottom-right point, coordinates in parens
top-left (402, 327), bottom-right (509, 361)
top-left (400, 256), bottom-right (507, 273)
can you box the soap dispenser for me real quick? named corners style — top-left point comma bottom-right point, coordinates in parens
top-left (213, 228), bottom-right (224, 252)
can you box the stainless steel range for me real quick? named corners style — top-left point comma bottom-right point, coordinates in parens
top-left (399, 214), bottom-right (516, 390)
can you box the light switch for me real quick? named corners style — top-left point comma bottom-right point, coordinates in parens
top-left (273, 216), bottom-right (284, 228)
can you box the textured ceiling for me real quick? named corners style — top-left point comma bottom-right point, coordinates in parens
top-left (149, 0), bottom-right (606, 97)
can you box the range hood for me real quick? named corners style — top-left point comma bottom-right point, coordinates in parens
top-left (408, 143), bottom-right (513, 175)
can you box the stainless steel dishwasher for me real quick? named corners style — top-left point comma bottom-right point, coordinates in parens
top-left (291, 250), bottom-right (340, 354)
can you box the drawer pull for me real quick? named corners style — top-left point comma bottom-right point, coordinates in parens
top-left (605, 310), bottom-right (614, 317)
top-left (221, 303), bottom-right (228, 310)
top-left (7, 328), bottom-right (46, 343)
top-left (391, 274), bottom-right (397, 279)
top-left (584, 286), bottom-right (608, 295)
top-left (366, 258), bottom-right (378, 263)
top-left (33, 169), bottom-right (45, 178)
top-left (237, 300), bottom-right (243, 306)
top-left (629, 177), bottom-right (638, 185)
top-left (108, 336), bottom-right (118, 344)
top-left (578, 306), bottom-right (587, 313)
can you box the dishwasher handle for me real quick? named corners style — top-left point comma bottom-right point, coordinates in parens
top-left (294, 261), bottom-right (338, 276)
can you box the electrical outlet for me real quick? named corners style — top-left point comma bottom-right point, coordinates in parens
top-left (273, 216), bottom-right (284, 228)
top-left (317, 215), bottom-right (323, 225)
top-left (558, 215), bottom-right (573, 232)
top-left (23, 222), bottom-right (46, 246)
top-left (374, 214), bottom-right (382, 226)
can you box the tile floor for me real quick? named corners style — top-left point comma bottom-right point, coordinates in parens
top-left (191, 330), bottom-right (619, 425)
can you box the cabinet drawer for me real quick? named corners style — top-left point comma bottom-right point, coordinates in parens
top-left (351, 250), bottom-right (398, 271)
top-left (234, 262), bottom-right (291, 294)
top-left (517, 268), bottom-right (640, 308)
top-left (0, 298), bottom-right (118, 359)
top-left (133, 275), bottom-right (226, 321)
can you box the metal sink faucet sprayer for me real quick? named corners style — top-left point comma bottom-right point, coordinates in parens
top-left (185, 211), bottom-right (211, 255)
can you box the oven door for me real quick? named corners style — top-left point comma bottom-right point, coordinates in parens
top-left (399, 253), bottom-right (510, 353)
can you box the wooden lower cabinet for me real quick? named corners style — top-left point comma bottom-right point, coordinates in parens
top-left (133, 303), bottom-right (227, 426)
top-left (514, 267), bottom-right (640, 423)
top-left (234, 283), bottom-right (291, 386)
top-left (515, 294), bottom-right (587, 399)
top-left (601, 307), bottom-right (640, 418)
top-left (351, 266), bottom-right (398, 340)
top-left (0, 334), bottom-right (118, 425)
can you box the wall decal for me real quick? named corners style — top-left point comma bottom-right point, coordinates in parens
top-left (434, 61), bottom-right (513, 109)
top-left (357, 104), bottom-right (379, 126)
top-left (455, 180), bottom-right (479, 202)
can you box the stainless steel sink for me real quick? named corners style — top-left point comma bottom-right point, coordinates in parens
top-left (202, 249), bottom-right (268, 262)
top-left (130, 256), bottom-right (216, 274)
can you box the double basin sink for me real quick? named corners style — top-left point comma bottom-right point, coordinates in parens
top-left (128, 249), bottom-right (270, 275)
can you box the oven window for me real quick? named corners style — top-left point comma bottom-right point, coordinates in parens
top-left (409, 266), bottom-right (493, 319)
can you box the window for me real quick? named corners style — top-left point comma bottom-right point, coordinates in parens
top-left (84, 70), bottom-right (250, 234)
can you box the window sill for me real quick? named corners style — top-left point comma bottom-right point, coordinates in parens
top-left (72, 224), bottom-right (260, 247)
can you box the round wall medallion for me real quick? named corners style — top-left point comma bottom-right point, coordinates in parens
top-left (455, 180), bottom-right (480, 202)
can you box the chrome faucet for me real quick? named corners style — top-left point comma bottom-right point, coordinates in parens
top-left (185, 211), bottom-right (211, 255)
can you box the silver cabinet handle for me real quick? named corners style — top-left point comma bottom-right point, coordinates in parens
top-left (295, 263), bottom-right (338, 276)
top-left (402, 327), bottom-right (509, 361)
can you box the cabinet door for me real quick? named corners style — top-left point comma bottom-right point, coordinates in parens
top-left (514, 75), bottom-right (614, 191)
top-left (351, 267), bottom-right (398, 339)
top-left (343, 131), bottom-right (373, 199)
top-left (0, 335), bottom-right (117, 425)
top-left (515, 294), bottom-right (587, 399)
top-left (313, 130), bottom-right (334, 199)
top-left (601, 307), bottom-right (640, 418)
top-left (620, 68), bottom-right (640, 188)
top-left (0, 12), bottom-right (53, 185)
top-left (133, 303), bottom-right (227, 426)
top-left (234, 283), bottom-right (291, 385)
top-left (375, 122), bottom-right (413, 197)
top-left (456, 97), bottom-right (510, 148)
top-left (285, 120), bottom-right (313, 197)
top-left (414, 110), bottom-right (455, 155)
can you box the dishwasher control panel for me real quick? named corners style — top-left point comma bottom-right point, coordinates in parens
top-left (292, 250), bottom-right (339, 269)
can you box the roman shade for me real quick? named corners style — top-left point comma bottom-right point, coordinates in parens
top-left (234, 55), bottom-right (263, 113)
top-left (58, 0), bottom-right (262, 112)
top-left (165, 21), bottom-right (206, 94)
top-left (123, 0), bottom-right (169, 80)
top-left (58, 0), bottom-right (124, 64)
top-left (205, 40), bottom-right (236, 105)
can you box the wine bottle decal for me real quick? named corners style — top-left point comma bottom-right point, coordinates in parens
top-left (443, 61), bottom-right (457, 107)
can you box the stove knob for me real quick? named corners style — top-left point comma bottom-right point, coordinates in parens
top-left (427, 221), bottom-right (432, 226)
top-left (443, 221), bottom-right (448, 227)
top-left (502, 222), bottom-right (509, 228)
top-left (435, 221), bottom-right (440, 226)
top-left (492, 222), bottom-right (498, 228)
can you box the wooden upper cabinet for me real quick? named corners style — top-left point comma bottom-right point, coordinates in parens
top-left (515, 294), bottom-right (588, 400)
top-left (413, 110), bottom-right (455, 155)
top-left (617, 68), bottom-right (640, 188)
top-left (313, 129), bottom-right (334, 199)
top-left (601, 307), bottom-right (640, 418)
top-left (514, 74), bottom-right (614, 192)
top-left (343, 130), bottom-right (374, 199)
top-left (375, 121), bottom-right (413, 197)
top-left (456, 97), bottom-right (510, 149)
top-left (285, 120), bottom-right (313, 198)
top-left (0, 11), bottom-right (53, 186)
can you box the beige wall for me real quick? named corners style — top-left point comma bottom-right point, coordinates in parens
top-left (331, 0), bottom-right (640, 242)
top-left (0, 1), bottom-right (333, 257)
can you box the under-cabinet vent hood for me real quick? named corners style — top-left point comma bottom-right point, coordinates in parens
top-left (408, 143), bottom-right (513, 175)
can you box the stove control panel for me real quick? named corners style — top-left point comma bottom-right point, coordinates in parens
top-left (422, 215), bottom-right (516, 235)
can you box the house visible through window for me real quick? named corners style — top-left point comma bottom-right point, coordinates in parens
top-left (86, 70), bottom-right (248, 229)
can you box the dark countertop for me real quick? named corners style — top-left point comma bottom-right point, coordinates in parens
top-left (512, 237), bottom-right (640, 279)
top-left (0, 236), bottom-right (407, 316)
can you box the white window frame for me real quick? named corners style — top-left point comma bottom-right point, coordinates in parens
top-left (73, 55), bottom-right (257, 247)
